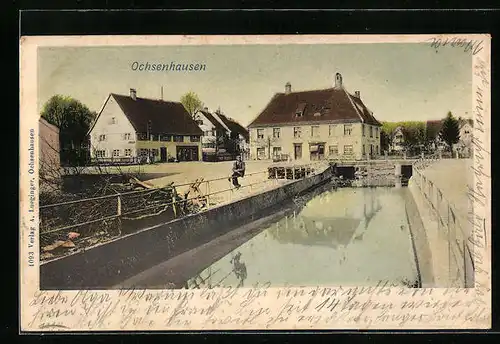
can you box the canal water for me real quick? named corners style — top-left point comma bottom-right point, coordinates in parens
top-left (187, 184), bottom-right (419, 288)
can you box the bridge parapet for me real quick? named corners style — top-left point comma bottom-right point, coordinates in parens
top-left (411, 160), bottom-right (474, 288)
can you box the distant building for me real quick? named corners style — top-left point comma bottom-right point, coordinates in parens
top-left (424, 120), bottom-right (445, 151)
top-left (88, 89), bottom-right (203, 163)
top-left (39, 117), bottom-right (61, 173)
top-left (248, 73), bottom-right (382, 161)
top-left (195, 107), bottom-right (228, 161)
top-left (195, 108), bottom-right (250, 161)
top-left (214, 111), bottom-right (250, 158)
top-left (390, 126), bottom-right (405, 153)
top-left (455, 118), bottom-right (474, 157)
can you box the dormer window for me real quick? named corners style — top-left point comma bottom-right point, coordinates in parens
top-left (295, 103), bottom-right (307, 117)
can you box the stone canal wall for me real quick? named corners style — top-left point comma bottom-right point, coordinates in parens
top-left (40, 164), bottom-right (334, 289)
top-left (408, 159), bottom-right (474, 288)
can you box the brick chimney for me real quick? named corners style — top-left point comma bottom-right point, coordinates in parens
top-left (355, 90), bottom-right (360, 98)
top-left (130, 88), bottom-right (137, 100)
top-left (334, 73), bottom-right (343, 89)
top-left (285, 82), bottom-right (292, 94)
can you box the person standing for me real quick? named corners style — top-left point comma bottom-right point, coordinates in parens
top-left (229, 155), bottom-right (246, 189)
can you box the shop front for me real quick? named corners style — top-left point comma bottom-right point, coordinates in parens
top-left (176, 146), bottom-right (199, 162)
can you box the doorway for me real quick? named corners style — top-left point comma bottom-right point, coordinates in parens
top-left (294, 143), bottom-right (302, 160)
top-left (160, 147), bottom-right (167, 162)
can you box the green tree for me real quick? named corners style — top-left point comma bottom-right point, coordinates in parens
top-left (381, 122), bottom-right (399, 152)
top-left (380, 130), bottom-right (390, 153)
top-left (41, 95), bottom-right (97, 166)
top-left (180, 91), bottom-right (203, 119)
top-left (439, 111), bottom-right (460, 152)
top-left (399, 121), bottom-right (426, 155)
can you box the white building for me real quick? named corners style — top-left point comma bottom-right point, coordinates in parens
top-left (248, 73), bottom-right (382, 161)
top-left (88, 89), bottom-right (203, 163)
top-left (195, 108), bottom-right (250, 160)
top-left (195, 107), bottom-right (229, 161)
top-left (390, 126), bottom-right (405, 153)
top-left (455, 118), bottom-right (473, 157)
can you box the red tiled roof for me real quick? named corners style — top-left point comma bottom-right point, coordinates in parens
top-left (248, 87), bottom-right (381, 128)
top-left (111, 94), bottom-right (202, 135)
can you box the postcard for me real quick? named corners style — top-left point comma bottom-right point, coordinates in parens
top-left (19, 34), bottom-right (491, 331)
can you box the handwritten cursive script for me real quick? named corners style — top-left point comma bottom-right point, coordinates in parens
top-left (24, 281), bottom-right (490, 330)
top-left (428, 36), bottom-right (484, 55)
top-left (467, 55), bottom-right (491, 300)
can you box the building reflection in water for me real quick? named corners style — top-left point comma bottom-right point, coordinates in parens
top-left (185, 186), bottom-right (418, 289)
top-left (268, 187), bottom-right (383, 251)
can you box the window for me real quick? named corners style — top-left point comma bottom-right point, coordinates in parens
top-left (137, 133), bottom-right (148, 141)
top-left (196, 120), bottom-right (203, 125)
top-left (362, 145), bottom-right (366, 155)
top-left (173, 135), bottom-right (184, 142)
top-left (362, 124), bottom-right (365, 136)
top-left (98, 134), bottom-right (106, 141)
top-left (311, 126), bottom-right (319, 137)
top-left (124, 133), bottom-right (131, 140)
top-left (376, 127), bottom-right (379, 138)
top-left (212, 130), bottom-right (216, 136)
top-left (295, 103), bottom-right (306, 117)
top-left (369, 126), bottom-right (373, 138)
top-left (110, 117), bottom-right (116, 124)
top-left (139, 149), bottom-right (149, 156)
top-left (160, 134), bottom-right (172, 142)
top-left (124, 149), bottom-right (132, 156)
top-left (273, 128), bottom-right (280, 139)
top-left (329, 125), bottom-right (336, 137)
top-left (344, 145), bottom-right (353, 155)
top-left (190, 135), bottom-right (200, 142)
top-left (204, 130), bottom-right (211, 136)
top-left (328, 145), bottom-right (338, 156)
top-left (293, 127), bottom-right (302, 138)
top-left (95, 150), bottom-right (106, 158)
top-left (257, 147), bottom-right (266, 158)
top-left (112, 149), bottom-right (120, 157)
top-left (257, 129), bottom-right (264, 139)
top-left (149, 134), bottom-right (158, 141)
top-left (344, 124), bottom-right (352, 136)
top-left (273, 147), bottom-right (282, 156)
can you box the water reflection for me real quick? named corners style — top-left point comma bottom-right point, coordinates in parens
top-left (186, 185), bottom-right (418, 288)
top-left (269, 187), bottom-right (383, 249)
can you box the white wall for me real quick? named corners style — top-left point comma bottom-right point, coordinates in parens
top-left (249, 122), bottom-right (382, 161)
top-left (89, 96), bottom-right (137, 158)
top-left (196, 112), bottom-right (218, 148)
